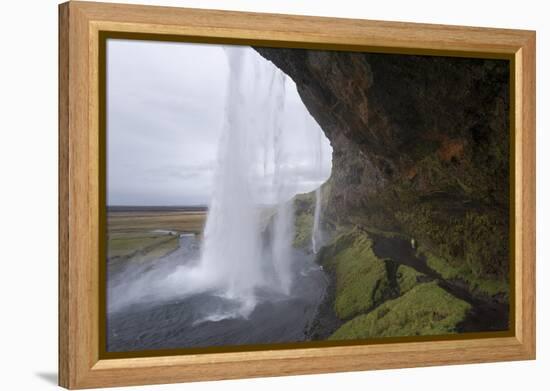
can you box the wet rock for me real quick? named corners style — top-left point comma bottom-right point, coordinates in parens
top-left (256, 47), bottom-right (510, 286)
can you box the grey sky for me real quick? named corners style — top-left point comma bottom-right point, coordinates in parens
top-left (107, 39), bottom-right (332, 206)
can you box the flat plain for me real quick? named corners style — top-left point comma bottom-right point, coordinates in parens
top-left (107, 208), bottom-right (206, 263)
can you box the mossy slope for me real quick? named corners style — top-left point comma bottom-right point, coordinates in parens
top-left (421, 247), bottom-right (509, 299)
top-left (319, 228), bottom-right (396, 319)
top-left (396, 264), bottom-right (424, 295)
top-left (329, 281), bottom-right (471, 340)
top-left (316, 227), bottom-right (471, 339)
top-left (292, 192), bottom-right (315, 248)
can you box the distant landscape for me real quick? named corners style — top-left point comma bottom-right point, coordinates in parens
top-left (107, 206), bottom-right (206, 265)
top-left (105, 198), bottom-right (328, 351)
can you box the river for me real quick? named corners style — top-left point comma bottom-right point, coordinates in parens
top-left (106, 235), bottom-right (327, 352)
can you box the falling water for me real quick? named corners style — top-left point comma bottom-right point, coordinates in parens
top-left (198, 47), bottom-right (263, 313)
top-left (107, 45), bottom-right (333, 321)
top-left (311, 121), bottom-right (325, 254)
top-left (271, 200), bottom-right (295, 293)
top-left (270, 70), bottom-right (296, 294)
top-left (198, 46), bottom-right (295, 314)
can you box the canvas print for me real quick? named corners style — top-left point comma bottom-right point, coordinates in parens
top-left (105, 39), bottom-right (510, 353)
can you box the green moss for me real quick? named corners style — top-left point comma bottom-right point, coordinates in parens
top-left (294, 191), bottom-right (315, 213)
top-left (293, 212), bottom-right (314, 248)
top-left (292, 185), bottom-right (333, 249)
top-left (394, 202), bottom-right (509, 299)
top-left (292, 191), bottom-right (316, 248)
top-left (329, 281), bottom-right (471, 340)
top-left (363, 226), bottom-right (408, 240)
top-left (320, 228), bottom-right (394, 319)
top-left (396, 264), bottom-right (423, 295)
top-left (422, 248), bottom-right (508, 299)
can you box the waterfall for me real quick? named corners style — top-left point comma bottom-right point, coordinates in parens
top-left (311, 120), bottom-right (325, 254)
top-left (107, 45), bottom-right (333, 317)
top-left (198, 47), bottom-right (263, 312)
top-left (270, 70), bottom-right (296, 295)
top-left (272, 200), bottom-right (295, 293)
top-left (198, 46), bottom-right (295, 313)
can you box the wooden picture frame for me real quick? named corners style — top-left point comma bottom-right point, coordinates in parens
top-left (59, 1), bottom-right (536, 389)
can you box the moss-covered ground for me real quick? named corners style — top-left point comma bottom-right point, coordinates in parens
top-left (316, 225), bottom-right (473, 339)
top-left (394, 203), bottom-right (509, 299)
top-left (294, 212), bottom-right (314, 248)
top-left (329, 281), bottom-right (471, 340)
top-left (420, 247), bottom-right (509, 299)
top-left (319, 228), bottom-right (396, 319)
top-left (396, 264), bottom-right (424, 295)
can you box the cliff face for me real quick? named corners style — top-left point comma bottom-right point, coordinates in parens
top-left (256, 47), bottom-right (510, 294)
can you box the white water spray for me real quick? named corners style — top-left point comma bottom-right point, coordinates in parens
top-left (311, 121), bottom-right (325, 254)
top-left (198, 48), bottom-right (265, 311)
top-left (270, 71), bottom-right (296, 294)
top-left (197, 46), bottom-right (297, 313)
top-left (108, 46), bottom-right (332, 317)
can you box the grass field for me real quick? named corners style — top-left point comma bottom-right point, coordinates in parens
top-left (107, 209), bottom-right (207, 263)
top-left (108, 210), bottom-right (207, 234)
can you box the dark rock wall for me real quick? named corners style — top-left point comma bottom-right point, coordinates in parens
top-left (256, 47), bottom-right (510, 281)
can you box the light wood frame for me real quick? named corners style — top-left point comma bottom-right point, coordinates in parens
top-left (59, 1), bottom-right (536, 389)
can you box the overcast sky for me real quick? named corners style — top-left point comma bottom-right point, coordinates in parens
top-left (107, 39), bottom-right (332, 206)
